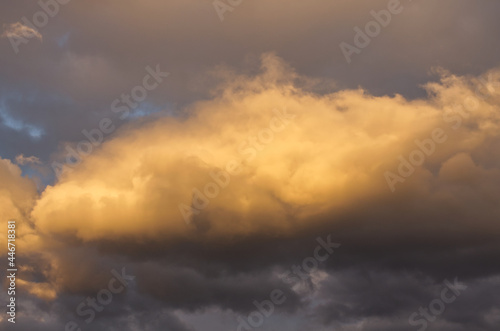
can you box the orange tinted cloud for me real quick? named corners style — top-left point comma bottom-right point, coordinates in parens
top-left (31, 55), bottom-right (500, 243)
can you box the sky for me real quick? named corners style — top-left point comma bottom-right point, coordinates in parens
top-left (1, 0), bottom-right (500, 330)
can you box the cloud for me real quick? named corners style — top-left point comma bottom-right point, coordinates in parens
top-left (0, 158), bottom-right (39, 255)
top-left (17, 278), bottom-right (57, 301)
top-left (15, 154), bottom-right (41, 165)
top-left (1, 22), bottom-right (42, 42)
top-left (30, 54), bottom-right (500, 245)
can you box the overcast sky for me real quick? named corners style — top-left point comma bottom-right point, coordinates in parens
top-left (1, 1), bottom-right (500, 330)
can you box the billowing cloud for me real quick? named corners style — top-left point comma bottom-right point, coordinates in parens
top-left (31, 55), bottom-right (500, 246)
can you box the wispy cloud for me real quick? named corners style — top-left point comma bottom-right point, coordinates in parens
top-left (1, 22), bottom-right (43, 42)
top-left (15, 154), bottom-right (41, 166)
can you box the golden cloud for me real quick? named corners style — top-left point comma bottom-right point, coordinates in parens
top-left (31, 54), bottom-right (500, 243)
top-left (0, 159), bottom-right (39, 255)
